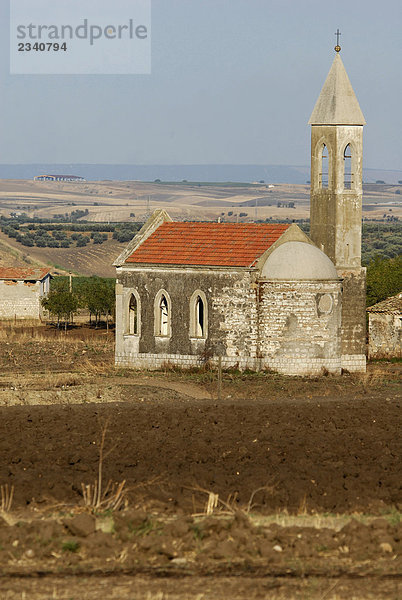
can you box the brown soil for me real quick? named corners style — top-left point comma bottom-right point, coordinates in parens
top-left (1, 576), bottom-right (401, 600)
top-left (0, 330), bottom-right (400, 598)
top-left (0, 394), bottom-right (400, 515)
top-left (0, 511), bottom-right (401, 598)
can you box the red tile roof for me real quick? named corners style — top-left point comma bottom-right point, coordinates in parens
top-left (125, 222), bottom-right (290, 267)
top-left (0, 267), bottom-right (51, 281)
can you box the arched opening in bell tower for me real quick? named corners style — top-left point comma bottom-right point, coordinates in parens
top-left (343, 144), bottom-right (353, 190)
top-left (319, 144), bottom-right (328, 188)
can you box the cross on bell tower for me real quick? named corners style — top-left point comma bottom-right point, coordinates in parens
top-left (334, 28), bottom-right (341, 52)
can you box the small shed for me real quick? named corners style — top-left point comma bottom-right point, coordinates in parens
top-left (0, 267), bottom-right (51, 320)
top-left (367, 294), bottom-right (402, 359)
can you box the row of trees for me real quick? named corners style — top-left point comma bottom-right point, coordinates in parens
top-left (1, 220), bottom-right (139, 248)
top-left (41, 277), bottom-right (115, 330)
top-left (2, 226), bottom-right (109, 248)
top-left (1, 215), bottom-right (118, 232)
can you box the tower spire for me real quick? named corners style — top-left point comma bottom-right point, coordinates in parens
top-left (308, 53), bottom-right (365, 126)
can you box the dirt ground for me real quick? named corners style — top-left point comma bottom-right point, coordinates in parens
top-left (0, 392), bottom-right (401, 515)
top-left (0, 326), bottom-right (401, 598)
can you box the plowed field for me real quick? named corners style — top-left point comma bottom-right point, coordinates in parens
top-left (0, 331), bottom-right (400, 599)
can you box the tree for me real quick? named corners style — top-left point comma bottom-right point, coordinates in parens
top-left (78, 277), bottom-right (115, 329)
top-left (366, 256), bottom-right (402, 307)
top-left (20, 235), bottom-right (34, 247)
top-left (114, 229), bottom-right (134, 243)
top-left (92, 233), bottom-right (105, 244)
top-left (76, 235), bottom-right (90, 247)
top-left (41, 285), bottom-right (79, 330)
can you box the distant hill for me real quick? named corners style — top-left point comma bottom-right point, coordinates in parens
top-left (1, 164), bottom-right (401, 185)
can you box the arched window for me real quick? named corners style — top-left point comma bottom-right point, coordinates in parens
top-left (319, 144), bottom-right (328, 188)
top-left (159, 296), bottom-right (169, 335)
top-left (343, 144), bottom-right (353, 190)
top-left (195, 296), bottom-right (204, 336)
top-left (154, 290), bottom-right (171, 337)
top-left (126, 291), bottom-right (140, 336)
top-left (190, 290), bottom-right (208, 338)
top-left (128, 294), bottom-right (138, 335)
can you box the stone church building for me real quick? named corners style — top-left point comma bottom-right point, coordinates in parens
top-left (114, 51), bottom-right (367, 376)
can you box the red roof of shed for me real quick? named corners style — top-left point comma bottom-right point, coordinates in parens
top-left (0, 267), bottom-right (50, 281)
top-left (125, 222), bottom-right (290, 267)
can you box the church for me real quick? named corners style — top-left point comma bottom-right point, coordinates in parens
top-left (114, 49), bottom-right (367, 376)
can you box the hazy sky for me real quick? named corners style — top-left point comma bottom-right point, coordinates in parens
top-left (0, 0), bottom-right (401, 169)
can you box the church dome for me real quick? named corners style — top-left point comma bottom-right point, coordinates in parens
top-left (261, 241), bottom-right (338, 280)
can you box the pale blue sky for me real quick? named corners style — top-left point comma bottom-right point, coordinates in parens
top-left (0, 0), bottom-right (401, 170)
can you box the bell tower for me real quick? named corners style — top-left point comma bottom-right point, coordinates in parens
top-left (309, 39), bottom-right (366, 372)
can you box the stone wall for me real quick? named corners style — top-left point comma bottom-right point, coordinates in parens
top-left (115, 267), bottom-right (347, 376)
top-left (115, 352), bottom-right (260, 371)
top-left (258, 279), bottom-right (342, 375)
top-left (338, 268), bottom-right (367, 372)
top-left (368, 313), bottom-right (402, 359)
top-left (115, 266), bottom-right (258, 367)
top-left (0, 280), bottom-right (44, 320)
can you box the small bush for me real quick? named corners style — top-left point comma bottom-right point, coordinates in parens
top-left (62, 540), bottom-right (80, 553)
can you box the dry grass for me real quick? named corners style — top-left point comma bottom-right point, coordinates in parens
top-left (81, 420), bottom-right (127, 512)
top-left (80, 356), bottom-right (114, 375)
top-left (82, 480), bottom-right (127, 512)
top-left (144, 596), bottom-right (205, 600)
top-left (39, 373), bottom-right (83, 389)
top-left (2, 372), bottom-right (86, 390)
top-left (0, 323), bottom-right (114, 347)
top-left (0, 484), bottom-right (14, 512)
top-left (0, 327), bottom-right (115, 376)
top-left (0, 324), bottom-right (48, 342)
top-left (187, 484), bottom-right (276, 517)
top-left (353, 366), bottom-right (387, 392)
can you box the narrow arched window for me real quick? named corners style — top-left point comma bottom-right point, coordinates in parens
top-left (195, 296), bottom-right (204, 336)
top-left (344, 144), bottom-right (352, 190)
top-left (154, 290), bottom-right (171, 337)
top-left (190, 290), bottom-right (208, 338)
top-left (159, 295), bottom-right (169, 336)
top-left (319, 144), bottom-right (328, 188)
top-left (129, 294), bottom-right (138, 335)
